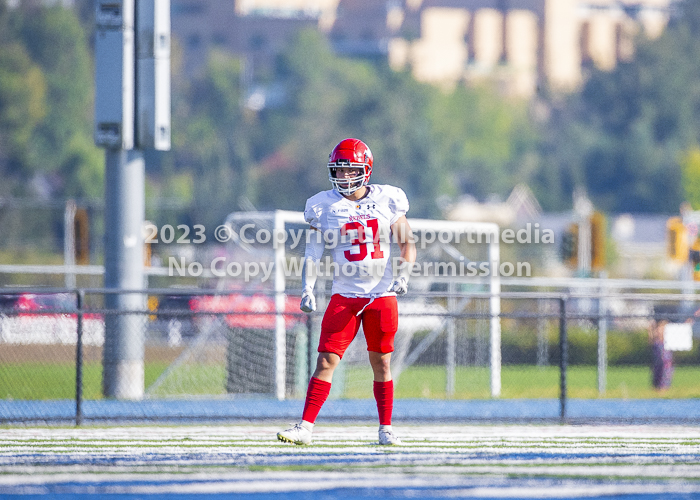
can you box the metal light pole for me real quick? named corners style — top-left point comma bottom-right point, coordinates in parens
top-left (94, 0), bottom-right (170, 399)
top-left (103, 149), bottom-right (145, 399)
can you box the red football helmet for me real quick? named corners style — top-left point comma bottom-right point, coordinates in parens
top-left (327, 138), bottom-right (373, 195)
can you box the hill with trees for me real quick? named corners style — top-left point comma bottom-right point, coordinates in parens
top-left (1, 0), bottom-right (700, 233)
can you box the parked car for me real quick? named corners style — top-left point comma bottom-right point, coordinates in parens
top-left (196, 293), bottom-right (302, 330)
top-left (0, 292), bottom-right (104, 345)
top-left (146, 291), bottom-right (304, 346)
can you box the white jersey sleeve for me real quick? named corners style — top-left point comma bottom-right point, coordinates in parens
top-left (304, 192), bottom-right (326, 229)
top-left (388, 187), bottom-right (409, 225)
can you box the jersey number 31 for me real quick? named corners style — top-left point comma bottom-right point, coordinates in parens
top-left (341, 218), bottom-right (385, 262)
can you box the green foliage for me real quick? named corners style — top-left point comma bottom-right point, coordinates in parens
top-left (4, 1), bottom-right (700, 223)
top-left (0, 5), bottom-right (101, 199)
top-left (538, 1), bottom-right (700, 212)
top-left (0, 42), bottom-right (46, 172)
top-left (247, 29), bottom-right (539, 217)
top-left (254, 30), bottom-right (389, 209)
top-left (19, 6), bottom-right (102, 197)
top-left (428, 85), bottom-right (538, 199)
top-left (173, 50), bottom-right (252, 228)
top-left (681, 146), bottom-right (700, 210)
top-left (409, 323), bottom-right (698, 367)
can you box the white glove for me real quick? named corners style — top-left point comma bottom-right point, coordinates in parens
top-left (300, 290), bottom-right (316, 313)
top-left (387, 276), bottom-right (408, 296)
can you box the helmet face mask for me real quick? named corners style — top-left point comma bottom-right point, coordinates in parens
top-left (329, 163), bottom-right (367, 194)
top-left (327, 139), bottom-right (373, 195)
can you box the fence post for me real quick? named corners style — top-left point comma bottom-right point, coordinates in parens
top-left (559, 296), bottom-right (568, 422)
top-left (75, 289), bottom-right (84, 426)
top-left (446, 282), bottom-right (456, 397)
top-left (537, 299), bottom-right (549, 367)
top-left (597, 283), bottom-right (607, 395)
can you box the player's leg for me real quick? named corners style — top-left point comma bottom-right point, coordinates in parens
top-left (363, 297), bottom-right (401, 445)
top-left (301, 352), bottom-right (339, 424)
top-left (303, 295), bottom-right (361, 422)
top-left (368, 349), bottom-right (392, 423)
top-left (368, 350), bottom-right (392, 381)
top-left (278, 295), bottom-right (361, 444)
top-left (278, 352), bottom-right (340, 445)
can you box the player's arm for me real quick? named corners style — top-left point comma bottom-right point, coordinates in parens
top-left (388, 215), bottom-right (416, 296)
top-left (300, 226), bottom-right (324, 313)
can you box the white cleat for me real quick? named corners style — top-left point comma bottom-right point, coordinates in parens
top-left (378, 428), bottom-right (402, 445)
top-left (277, 423), bottom-right (313, 445)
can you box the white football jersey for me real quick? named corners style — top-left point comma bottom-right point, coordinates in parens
top-left (304, 184), bottom-right (409, 297)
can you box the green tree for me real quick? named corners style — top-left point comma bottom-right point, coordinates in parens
top-left (359, 68), bottom-right (441, 217)
top-left (427, 84), bottom-right (539, 202)
top-left (253, 30), bottom-right (540, 217)
top-left (538, 0), bottom-right (700, 213)
top-left (16, 5), bottom-right (103, 198)
top-left (173, 50), bottom-right (252, 228)
top-left (0, 42), bottom-right (46, 184)
top-left (253, 29), bottom-right (383, 210)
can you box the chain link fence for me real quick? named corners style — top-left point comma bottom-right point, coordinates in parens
top-left (1, 287), bottom-right (699, 424)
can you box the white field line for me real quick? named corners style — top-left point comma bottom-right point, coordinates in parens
top-left (1, 425), bottom-right (699, 482)
top-left (3, 423), bottom-right (700, 438)
top-left (2, 425), bottom-right (700, 498)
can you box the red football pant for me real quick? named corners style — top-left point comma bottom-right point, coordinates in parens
top-left (373, 380), bottom-right (394, 425)
top-left (301, 377), bottom-right (331, 424)
top-left (318, 295), bottom-right (398, 358)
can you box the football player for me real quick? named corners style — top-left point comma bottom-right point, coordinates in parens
top-left (277, 138), bottom-right (416, 446)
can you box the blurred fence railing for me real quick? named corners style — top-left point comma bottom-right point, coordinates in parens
top-left (0, 287), bottom-right (698, 424)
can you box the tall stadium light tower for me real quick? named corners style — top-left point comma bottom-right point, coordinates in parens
top-left (94, 0), bottom-right (170, 399)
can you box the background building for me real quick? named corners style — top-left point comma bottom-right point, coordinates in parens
top-left (172, 0), bottom-right (676, 97)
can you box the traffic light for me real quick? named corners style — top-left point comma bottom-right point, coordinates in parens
top-left (590, 211), bottom-right (606, 271)
top-left (561, 223), bottom-right (579, 267)
top-left (667, 216), bottom-right (689, 263)
top-left (74, 208), bottom-right (89, 265)
top-left (147, 295), bottom-right (158, 321)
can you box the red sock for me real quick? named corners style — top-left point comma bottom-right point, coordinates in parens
top-left (373, 380), bottom-right (394, 426)
top-left (301, 377), bottom-right (331, 423)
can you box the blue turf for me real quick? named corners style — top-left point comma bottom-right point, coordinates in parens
top-left (2, 483), bottom-right (698, 500)
top-left (2, 398), bottom-right (700, 423)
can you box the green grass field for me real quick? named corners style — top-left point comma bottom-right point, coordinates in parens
top-left (0, 362), bottom-right (171, 400)
top-left (344, 365), bottom-right (700, 399)
top-left (2, 362), bottom-right (700, 400)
